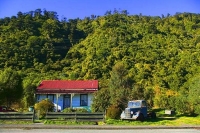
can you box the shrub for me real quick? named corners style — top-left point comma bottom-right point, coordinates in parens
top-left (62, 107), bottom-right (74, 113)
top-left (106, 105), bottom-right (121, 119)
top-left (34, 99), bottom-right (54, 118)
top-left (62, 107), bottom-right (88, 113)
top-left (74, 108), bottom-right (88, 112)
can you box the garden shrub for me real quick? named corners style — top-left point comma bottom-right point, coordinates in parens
top-left (34, 99), bottom-right (54, 118)
top-left (62, 107), bottom-right (88, 113)
top-left (106, 105), bottom-right (121, 119)
top-left (74, 108), bottom-right (88, 112)
top-left (62, 107), bottom-right (74, 113)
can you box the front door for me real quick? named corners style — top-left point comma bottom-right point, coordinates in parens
top-left (63, 94), bottom-right (71, 109)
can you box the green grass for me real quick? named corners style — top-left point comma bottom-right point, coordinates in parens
top-left (1, 117), bottom-right (199, 126)
top-left (43, 120), bottom-right (97, 125)
top-left (106, 117), bottom-right (200, 126)
top-left (104, 115), bottom-right (200, 126)
top-left (39, 114), bottom-right (200, 126)
top-left (0, 120), bottom-right (33, 124)
top-left (103, 108), bottom-right (200, 126)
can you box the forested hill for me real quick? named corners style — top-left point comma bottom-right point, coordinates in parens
top-left (1, 9), bottom-right (200, 90)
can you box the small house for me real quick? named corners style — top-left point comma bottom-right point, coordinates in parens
top-left (35, 80), bottom-right (98, 112)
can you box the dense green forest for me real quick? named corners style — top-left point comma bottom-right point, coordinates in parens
top-left (0, 9), bottom-right (200, 115)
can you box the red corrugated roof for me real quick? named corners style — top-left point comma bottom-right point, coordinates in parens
top-left (36, 80), bottom-right (98, 94)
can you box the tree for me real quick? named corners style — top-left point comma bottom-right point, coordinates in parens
top-left (40, 19), bottom-right (61, 39)
top-left (0, 68), bottom-right (23, 107)
top-left (91, 87), bottom-right (111, 112)
top-left (175, 89), bottom-right (190, 114)
top-left (22, 84), bottom-right (36, 109)
top-left (109, 62), bottom-right (132, 109)
top-left (187, 74), bottom-right (200, 114)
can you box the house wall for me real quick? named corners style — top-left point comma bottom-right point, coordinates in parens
top-left (36, 93), bottom-right (94, 111)
top-left (72, 93), bottom-right (93, 112)
top-left (88, 93), bottom-right (93, 107)
top-left (36, 94), bottom-right (46, 102)
top-left (72, 94), bottom-right (93, 106)
top-left (72, 94), bottom-right (80, 107)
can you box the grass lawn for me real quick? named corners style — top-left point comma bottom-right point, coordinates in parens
top-left (0, 116), bottom-right (199, 126)
top-left (104, 108), bottom-right (200, 126)
top-left (0, 120), bottom-right (34, 124)
top-left (104, 116), bottom-right (200, 126)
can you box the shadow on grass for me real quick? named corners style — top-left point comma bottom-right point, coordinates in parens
top-left (146, 117), bottom-right (176, 122)
top-left (146, 111), bottom-right (199, 123)
top-left (176, 113), bottom-right (199, 117)
top-left (151, 108), bottom-right (165, 112)
top-left (151, 108), bottom-right (199, 118)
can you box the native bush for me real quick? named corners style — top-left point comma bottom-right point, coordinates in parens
top-left (62, 107), bottom-right (88, 113)
top-left (175, 94), bottom-right (190, 114)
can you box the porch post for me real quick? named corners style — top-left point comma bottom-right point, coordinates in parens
top-left (56, 94), bottom-right (59, 112)
top-left (71, 93), bottom-right (74, 108)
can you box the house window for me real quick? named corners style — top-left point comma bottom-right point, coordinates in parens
top-left (80, 94), bottom-right (88, 106)
top-left (47, 94), bottom-right (54, 102)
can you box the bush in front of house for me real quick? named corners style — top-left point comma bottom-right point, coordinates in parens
top-left (62, 107), bottom-right (74, 112)
top-left (74, 108), bottom-right (88, 112)
top-left (62, 107), bottom-right (88, 113)
top-left (106, 105), bottom-right (121, 119)
top-left (34, 99), bottom-right (54, 118)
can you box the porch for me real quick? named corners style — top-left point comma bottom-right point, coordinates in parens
top-left (36, 93), bottom-right (93, 112)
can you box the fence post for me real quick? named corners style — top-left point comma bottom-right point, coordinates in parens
top-left (75, 112), bottom-right (77, 122)
top-left (37, 110), bottom-right (40, 120)
top-left (104, 110), bottom-right (106, 122)
top-left (32, 109), bottom-right (35, 123)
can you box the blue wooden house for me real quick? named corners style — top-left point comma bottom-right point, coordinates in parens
top-left (35, 80), bottom-right (98, 112)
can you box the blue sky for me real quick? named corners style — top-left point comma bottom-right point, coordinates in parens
top-left (0, 0), bottom-right (200, 19)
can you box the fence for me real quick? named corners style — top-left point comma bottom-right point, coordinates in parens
top-left (0, 111), bottom-right (104, 122)
top-left (0, 111), bottom-right (35, 122)
top-left (45, 112), bottom-right (105, 122)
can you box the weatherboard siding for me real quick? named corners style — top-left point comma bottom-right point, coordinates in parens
top-left (88, 93), bottom-right (93, 106)
top-left (72, 94), bottom-right (80, 107)
top-left (36, 94), bottom-right (46, 102)
top-left (71, 94), bottom-right (93, 107)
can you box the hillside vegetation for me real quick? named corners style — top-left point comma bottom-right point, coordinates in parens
top-left (0, 9), bottom-right (200, 115)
